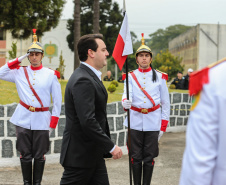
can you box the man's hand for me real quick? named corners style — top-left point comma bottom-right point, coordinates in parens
top-left (158, 131), bottom-right (164, 141)
top-left (122, 99), bottom-right (132, 109)
top-left (49, 127), bottom-right (54, 137)
top-left (111, 145), bottom-right (123, 159)
top-left (18, 53), bottom-right (30, 62)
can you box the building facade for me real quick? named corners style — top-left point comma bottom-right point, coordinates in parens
top-left (169, 24), bottom-right (226, 73)
top-left (41, 19), bottom-right (74, 80)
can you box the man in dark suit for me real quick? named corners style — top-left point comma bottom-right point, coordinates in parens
top-left (60, 34), bottom-right (123, 185)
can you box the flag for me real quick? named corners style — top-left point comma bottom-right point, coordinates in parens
top-left (112, 12), bottom-right (133, 71)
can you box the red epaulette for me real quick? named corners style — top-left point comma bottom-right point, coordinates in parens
top-left (122, 70), bottom-right (134, 81)
top-left (156, 69), bottom-right (168, 81)
top-left (189, 67), bottom-right (209, 96)
top-left (189, 57), bottom-right (226, 96)
top-left (48, 68), bottom-right (61, 79)
top-left (54, 70), bottom-right (61, 79)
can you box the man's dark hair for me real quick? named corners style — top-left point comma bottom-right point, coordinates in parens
top-left (77, 34), bottom-right (103, 62)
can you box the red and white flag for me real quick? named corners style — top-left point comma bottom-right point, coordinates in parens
top-left (112, 12), bottom-right (133, 71)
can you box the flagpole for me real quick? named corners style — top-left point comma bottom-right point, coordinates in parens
top-left (123, 1), bottom-right (132, 184)
top-left (112, 1), bottom-right (133, 183)
top-left (125, 58), bottom-right (133, 185)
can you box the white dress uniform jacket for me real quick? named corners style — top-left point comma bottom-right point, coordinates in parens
top-left (180, 59), bottom-right (226, 185)
top-left (122, 68), bottom-right (170, 131)
top-left (0, 63), bottom-right (62, 130)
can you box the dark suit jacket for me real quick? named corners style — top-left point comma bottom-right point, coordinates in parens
top-left (60, 64), bottom-right (114, 168)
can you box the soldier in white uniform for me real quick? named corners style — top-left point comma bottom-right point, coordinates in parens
top-left (0, 29), bottom-right (62, 185)
top-left (121, 34), bottom-right (170, 185)
top-left (180, 58), bottom-right (226, 185)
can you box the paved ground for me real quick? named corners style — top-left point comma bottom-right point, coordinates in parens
top-left (0, 132), bottom-right (186, 185)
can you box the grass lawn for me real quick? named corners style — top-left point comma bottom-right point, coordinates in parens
top-left (103, 81), bottom-right (124, 103)
top-left (0, 79), bottom-right (68, 105)
top-left (0, 80), bottom-right (19, 105)
top-left (168, 88), bottom-right (188, 93)
top-left (0, 80), bottom-right (125, 105)
top-left (0, 79), bottom-right (188, 105)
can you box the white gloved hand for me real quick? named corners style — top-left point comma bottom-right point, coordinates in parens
top-left (122, 99), bottom-right (132, 109)
top-left (18, 53), bottom-right (30, 62)
top-left (49, 127), bottom-right (54, 137)
top-left (158, 131), bottom-right (164, 141)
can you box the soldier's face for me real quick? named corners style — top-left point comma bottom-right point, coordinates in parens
top-left (136, 52), bottom-right (152, 69)
top-left (29, 52), bottom-right (43, 67)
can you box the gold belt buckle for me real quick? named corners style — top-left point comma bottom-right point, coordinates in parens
top-left (29, 106), bottom-right (35, 112)
top-left (141, 108), bottom-right (148, 114)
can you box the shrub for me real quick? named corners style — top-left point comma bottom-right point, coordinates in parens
top-left (169, 84), bottom-right (176, 89)
top-left (110, 80), bottom-right (119, 87)
top-left (107, 84), bottom-right (116, 93)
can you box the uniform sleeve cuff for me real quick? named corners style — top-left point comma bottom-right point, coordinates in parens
top-left (50, 116), bottom-right (59, 128)
top-left (122, 98), bottom-right (127, 112)
top-left (160, 120), bottom-right (168, 132)
top-left (7, 58), bottom-right (20, 69)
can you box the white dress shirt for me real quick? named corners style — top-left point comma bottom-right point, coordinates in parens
top-left (81, 62), bottom-right (102, 81)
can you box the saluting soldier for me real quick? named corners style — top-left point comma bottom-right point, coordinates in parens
top-left (180, 58), bottom-right (226, 185)
top-left (121, 34), bottom-right (170, 185)
top-left (0, 29), bottom-right (62, 185)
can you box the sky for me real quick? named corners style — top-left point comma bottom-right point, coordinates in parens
top-left (61, 0), bottom-right (226, 39)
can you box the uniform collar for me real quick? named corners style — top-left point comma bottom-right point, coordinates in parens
top-left (30, 64), bottom-right (43, 71)
top-left (138, 67), bottom-right (152, 73)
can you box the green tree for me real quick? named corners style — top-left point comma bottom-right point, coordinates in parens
top-left (148, 24), bottom-right (192, 54)
top-left (8, 41), bottom-right (17, 60)
top-left (93, 0), bottom-right (100, 33)
top-left (0, 0), bottom-right (65, 39)
top-left (73, 0), bottom-right (80, 70)
top-left (57, 51), bottom-right (66, 79)
top-left (67, 0), bottom-right (123, 55)
top-left (152, 50), bottom-right (184, 81)
top-left (130, 31), bottom-right (137, 44)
